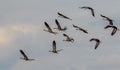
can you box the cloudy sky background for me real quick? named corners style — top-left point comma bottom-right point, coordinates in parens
top-left (0, 0), bottom-right (120, 70)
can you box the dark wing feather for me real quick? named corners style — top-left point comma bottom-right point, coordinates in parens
top-left (63, 33), bottom-right (68, 37)
top-left (81, 6), bottom-right (95, 17)
top-left (81, 6), bottom-right (89, 9)
top-left (55, 19), bottom-right (61, 29)
top-left (95, 42), bottom-right (100, 49)
top-left (72, 24), bottom-right (79, 28)
top-left (90, 38), bottom-right (95, 41)
top-left (73, 24), bottom-right (88, 33)
top-left (104, 25), bottom-right (112, 29)
top-left (100, 14), bottom-right (108, 19)
top-left (91, 9), bottom-right (95, 17)
top-left (20, 49), bottom-right (28, 59)
top-left (57, 12), bottom-right (71, 20)
top-left (111, 27), bottom-right (117, 36)
top-left (101, 14), bottom-right (113, 25)
top-left (52, 40), bottom-right (56, 51)
top-left (44, 22), bottom-right (52, 31)
top-left (100, 14), bottom-right (111, 20)
top-left (90, 38), bottom-right (100, 49)
top-left (63, 34), bottom-right (70, 39)
top-left (57, 12), bottom-right (67, 18)
top-left (79, 28), bottom-right (88, 33)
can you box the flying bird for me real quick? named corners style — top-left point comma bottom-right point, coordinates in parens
top-left (80, 6), bottom-right (95, 17)
top-left (72, 24), bottom-right (88, 34)
top-left (44, 22), bottom-right (57, 34)
top-left (19, 49), bottom-right (34, 61)
top-left (54, 19), bottom-right (67, 31)
top-left (57, 12), bottom-right (72, 20)
top-left (63, 33), bottom-right (74, 42)
top-left (49, 40), bottom-right (63, 53)
top-left (100, 14), bottom-right (113, 25)
top-left (90, 38), bottom-right (101, 50)
top-left (104, 25), bottom-right (118, 36)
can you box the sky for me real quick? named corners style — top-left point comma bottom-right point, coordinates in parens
top-left (0, 0), bottom-right (120, 70)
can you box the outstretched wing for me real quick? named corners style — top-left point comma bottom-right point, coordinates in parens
top-left (81, 6), bottom-right (95, 17)
top-left (90, 38), bottom-right (95, 42)
top-left (79, 28), bottom-right (88, 33)
top-left (55, 19), bottom-right (62, 29)
top-left (80, 6), bottom-right (89, 9)
top-left (57, 12), bottom-right (72, 20)
top-left (52, 40), bottom-right (56, 52)
top-left (90, 38), bottom-right (100, 49)
top-left (20, 49), bottom-right (28, 59)
top-left (72, 24), bottom-right (79, 28)
top-left (44, 22), bottom-right (52, 31)
top-left (111, 28), bottom-right (117, 36)
top-left (100, 14), bottom-right (111, 20)
top-left (104, 25), bottom-right (112, 29)
top-left (100, 14), bottom-right (113, 25)
top-left (63, 33), bottom-right (69, 39)
top-left (95, 42), bottom-right (100, 49)
top-left (90, 9), bottom-right (95, 17)
top-left (100, 14), bottom-right (108, 19)
top-left (73, 24), bottom-right (88, 33)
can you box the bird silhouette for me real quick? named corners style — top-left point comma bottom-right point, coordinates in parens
top-left (104, 25), bottom-right (118, 36)
top-left (57, 12), bottom-right (72, 20)
top-left (100, 14), bottom-right (113, 25)
top-left (90, 38), bottom-right (101, 50)
top-left (80, 6), bottom-right (95, 17)
top-left (19, 49), bottom-right (34, 61)
top-left (49, 40), bottom-right (63, 53)
top-left (54, 19), bottom-right (67, 31)
top-left (44, 22), bottom-right (57, 34)
top-left (63, 33), bottom-right (74, 42)
top-left (72, 24), bottom-right (88, 34)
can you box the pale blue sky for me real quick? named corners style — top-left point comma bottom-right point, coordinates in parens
top-left (0, 0), bottom-right (120, 70)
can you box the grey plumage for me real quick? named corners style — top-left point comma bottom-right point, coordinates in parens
top-left (63, 34), bottom-right (74, 42)
top-left (54, 19), bottom-right (67, 31)
top-left (44, 22), bottom-right (57, 34)
top-left (49, 40), bottom-right (63, 53)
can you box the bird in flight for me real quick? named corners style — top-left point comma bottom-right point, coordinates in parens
top-left (49, 40), bottom-right (63, 54)
top-left (54, 19), bottom-right (67, 31)
top-left (80, 6), bottom-right (95, 17)
top-left (44, 22), bottom-right (57, 34)
top-left (100, 14), bottom-right (114, 25)
top-left (63, 33), bottom-right (74, 42)
top-left (90, 38), bottom-right (101, 50)
top-left (72, 24), bottom-right (88, 34)
top-left (104, 25), bottom-right (119, 36)
top-left (57, 12), bottom-right (72, 20)
top-left (19, 49), bottom-right (34, 61)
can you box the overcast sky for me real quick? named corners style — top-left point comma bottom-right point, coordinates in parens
top-left (0, 0), bottom-right (120, 70)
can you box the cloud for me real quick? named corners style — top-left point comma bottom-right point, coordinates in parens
top-left (0, 23), bottom-right (42, 60)
top-left (1, 0), bottom-right (120, 70)
top-left (0, 28), bottom-right (14, 44)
